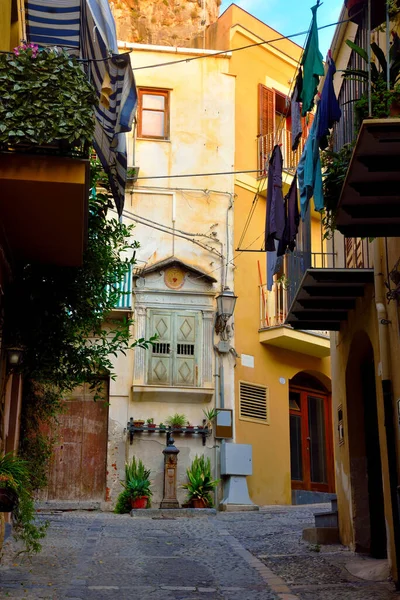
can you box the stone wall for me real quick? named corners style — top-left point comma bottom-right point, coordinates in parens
top-left (110, 0), bottom-right (220, 46)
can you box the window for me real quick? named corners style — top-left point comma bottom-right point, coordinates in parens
top-left (138, 88), bottom-right (169, 139)
top-left (147, 309), bottom-right (199, 387)
top-left (257, 84), bottom-right (312, 176)
top-left (239, 381), bottom-right (268, 424)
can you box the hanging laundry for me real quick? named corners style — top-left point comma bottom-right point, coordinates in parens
top-left (291, 71), bottom-right (303, 152)
top-left (297, 102), bottom-right (324, 219)
top-left (299, 3), bottom-right (324, 117)
top-left (317, 54), bottom-right (342, 150)
top-left (265, 145), bottom-right (285, 291)
top-left (277, 174), bottom-right (300, 257)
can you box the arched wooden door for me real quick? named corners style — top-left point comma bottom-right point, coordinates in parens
top-left (289, 373), bottom-right (334, 493)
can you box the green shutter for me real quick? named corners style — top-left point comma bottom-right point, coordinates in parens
top-left (173, 312), bottom-right (198, 387)
top-left (148, 310), bottom-right (173, 385)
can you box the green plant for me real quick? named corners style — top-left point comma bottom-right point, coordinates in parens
top-left (3, 158), bottom-right (156, 498)
top-left (166, 413), bottom-right (187, 428)
top-left (342, 37), bottom-right (400, 125)
top-left (321, 142), bottom-right (355, 239)
top-left (146, 418), bottom-right (154, 424)
top-left (0, 44), bottom-right (97, 149)
top-left (159, 422), bottom-right (165, 429)
top-left (0, 453), bottom-right (48, 554)
top-left (182, 455), bottom-right (218, 508)
top-left (202, 408), bottom-right (220, 423)
top-left (115, 457), bottom-right (152, 513)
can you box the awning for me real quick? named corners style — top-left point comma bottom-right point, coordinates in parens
top-left (285, 268), bottom-right (374, 331)
top-left (336, 119), bottom-right (400, 238)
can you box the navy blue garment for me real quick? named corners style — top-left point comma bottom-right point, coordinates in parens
top-left (317, 57), bottom-right (341, 150)
top-left (277, 174), bottom-right (300, 257)
top-left (265, 145), bottom-right (285, 291)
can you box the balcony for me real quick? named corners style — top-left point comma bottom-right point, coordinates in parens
top-left (336, 119), bottom-right (400, 238)
top-left (258, 128), bottom-right (305, 177)
top-left (259, 254), bottom-right (331, 358)
top-left (286, 239), bottom-right (374, 332)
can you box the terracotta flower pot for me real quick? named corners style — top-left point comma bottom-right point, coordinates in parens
top-left (131, 496), bottom-right (148, 509)
top-left (147, 423), bottom-right (156, 430)
top-left (133, 420), bottom-right (145, 428)
top-left (345, 0), bottom-right (367, 18)
top-left (192, 498), bottom-right (207, 509)
top-left (0, 487), bottom-right (18, 512)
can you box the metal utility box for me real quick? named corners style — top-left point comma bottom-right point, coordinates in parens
top-left (221, 443), bottom-right (252, 476)
top-left (215, 409), bottom-right (233, 439)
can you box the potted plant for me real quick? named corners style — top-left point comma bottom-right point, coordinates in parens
top-left (185, 422), bottom-right (195, 433)
top-left (0, 453), bottom-right (48, 553)
top-left (342, 37), bottom-right (400, 124)
top-left (0, 44), bottom-right (97, 155)
top-left (159, 422), bottom-right (166, 431)
top-left (115, 457), bottom-right (152, 513)
top-left (166, 413), bottom-right (186, 432)
top-left (182, 455), bottom-right (219, 508)
top-left (133, 419), bottom-right (145, 428)
top-left (146, 418), bottom-right (156, 430)
top-left (202, 408), bottom-right (221, 430)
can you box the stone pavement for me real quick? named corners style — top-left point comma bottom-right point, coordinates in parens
top-left (0, 504), bottom-right (399, 600)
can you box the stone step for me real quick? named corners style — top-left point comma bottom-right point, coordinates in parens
top-left (314, 510), bottom-right (339, 529)
top-left (303, 526), bottom-right (340, 545)
top-left (331, 498), bottom-right (338, 512)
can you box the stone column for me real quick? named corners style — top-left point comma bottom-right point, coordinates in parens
top-left (160, 433), bottom-right (180, 509)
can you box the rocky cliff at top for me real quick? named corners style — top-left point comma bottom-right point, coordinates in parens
top-left (111, 0), bottom-right (220, 46)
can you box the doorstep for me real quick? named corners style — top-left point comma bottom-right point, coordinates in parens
top-left (130, 508), bottom-right (217, 518)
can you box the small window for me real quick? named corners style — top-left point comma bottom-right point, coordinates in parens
top-left (239, 381), bottom-right (268, 424)
top-left (138, 88), bottom-right (169, 140)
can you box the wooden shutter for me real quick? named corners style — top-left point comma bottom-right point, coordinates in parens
top-left (148, 310), bottom-right (173, 385)
top-left (258, 84), bottom-right (275, 137)
top-left (174, 312), bottom-right (197, 387)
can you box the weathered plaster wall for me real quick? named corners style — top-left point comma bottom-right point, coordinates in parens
top-left (111, 0), bottom-right (220, 46)
top-left (105, 44), bottom-right (235, 508)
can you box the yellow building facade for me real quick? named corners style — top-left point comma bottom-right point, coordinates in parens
top-left (206, 6), bottom-right (332, 506)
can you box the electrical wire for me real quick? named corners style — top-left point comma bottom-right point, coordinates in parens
top-left (130, 169), bottom-right (261, 180)
top-left (130, 14), bottom-right (357, 72)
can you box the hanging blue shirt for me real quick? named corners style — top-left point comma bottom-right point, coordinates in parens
top-left (297, 104), bottom-right (324, 219)
top-left (317, 57), bottom-right (342, 150)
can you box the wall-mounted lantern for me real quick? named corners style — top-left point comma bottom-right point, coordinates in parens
top-left (6, 346), bottom-right (24, 372)
top-left (215, 287), bottom-right (237, 341)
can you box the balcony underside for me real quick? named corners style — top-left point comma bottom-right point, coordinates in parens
top-left (0, 153), bottom-right (89, 266)
top-left (286, 268), bottom-right (374, 331)
top-left (336, 119), bottom-right (400, 238)
top-left (259, 325), bottom-right (330, 358)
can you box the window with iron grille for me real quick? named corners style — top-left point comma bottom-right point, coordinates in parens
top-left (239, 381), bottom-right (269, 424)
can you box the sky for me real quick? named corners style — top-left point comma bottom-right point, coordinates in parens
top-left (219, 0), bottom-right (344, 58)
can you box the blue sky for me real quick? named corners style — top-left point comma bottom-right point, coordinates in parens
top-left (220, 0), bottom-right (344, 58)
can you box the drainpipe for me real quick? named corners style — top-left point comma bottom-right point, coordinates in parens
top-left (374, 238), bottom-right (400, 588)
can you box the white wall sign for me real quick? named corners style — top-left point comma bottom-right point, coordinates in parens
top-left (241, 354), bottom-right (254, 368)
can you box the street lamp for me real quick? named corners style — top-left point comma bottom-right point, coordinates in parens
top-left (215, 287), bottom-right (237, 339)
top-left (6, 346), bottom-right (24, 372)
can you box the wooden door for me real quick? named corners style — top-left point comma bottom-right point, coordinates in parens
top-left (290, 386), bottom-right (334, 493)
top-left (46, 381), bottom-right (108, 501)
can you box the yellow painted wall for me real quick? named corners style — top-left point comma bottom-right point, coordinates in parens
top-left (207, 6), bottom-right (331, 506)
top-left (0, 0), bottom-right (11, 51)
top-left (233, 183), bottom-right (330, 506)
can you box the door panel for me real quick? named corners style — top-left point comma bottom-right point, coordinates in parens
top-left (46, 381), bottom-right (108, 501)
top-left (290, 386), bottom-right (334, 493)
top-left (148, 311), bottom-right (173, 385)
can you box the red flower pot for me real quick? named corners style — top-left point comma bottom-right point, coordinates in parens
top-left (131, 496), bottom-right (148, 509)
top-left (345, 0), bottom-right (367, 18)
top-left (192, 498), bottom-right (207, 509)
top-left (147, 423), bottom-right (156, 430)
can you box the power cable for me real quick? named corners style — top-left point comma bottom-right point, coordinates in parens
top-left (130, 169), bottom-right (261, 180)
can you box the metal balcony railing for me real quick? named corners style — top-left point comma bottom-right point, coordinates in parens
top-left (259, 236), bottom-right (373, 335)
top-left (257, 128), bottom-right (305, 177)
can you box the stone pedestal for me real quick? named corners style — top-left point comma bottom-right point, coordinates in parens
top-left (160, 433), bottom-right (180, 509)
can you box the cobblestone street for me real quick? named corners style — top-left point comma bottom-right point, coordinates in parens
top-left (0, 505), bottom-right (399, 600)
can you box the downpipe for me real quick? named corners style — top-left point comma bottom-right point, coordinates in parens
top-left (374, 239), bottom-right (400, 587)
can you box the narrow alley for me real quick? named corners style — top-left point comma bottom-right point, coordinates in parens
top-left (0, 505), bottom-right (398, 600)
